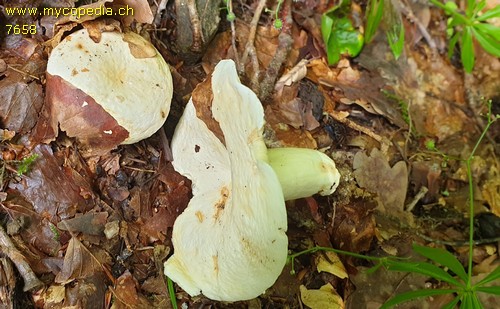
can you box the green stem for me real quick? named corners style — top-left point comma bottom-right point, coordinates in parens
top-left (464, 102), bottom-right (498, 287)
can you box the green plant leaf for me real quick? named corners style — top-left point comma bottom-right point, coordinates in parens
top-left (380, 289), bottom-right (457, 309)
top-left (472, 27), bottom-right (500, 56)
top-left (321, 14), bottom-right (334, 47)
top-left (387, 19), bottom-right (404, 60)
top-left (16, 153), bottom-right (38, 176)
top-left (476, 264), bottom-right (500, 286)
top-left (412, 244), bottom-right (468, 282)
top-left (460, 291), bottom-right (484, 309)
top-left (461, 26), bottom-right (475, 72)
top-left (476, 286), bottom-right (500, 295)
top-left (472, 0), bottom-right (487, 18)
top-left (476, 5), bottom-right (500, 21)
top-left (473, 23), bottom-right (500, 41)
top-left (466, 0), bottom-right (476, 18)
top-left (325, 17), bottom-right (364, 65)
top-left (365, 0), bottom-right (384, 43)
top-left (385, 260), bottom-right (464, 287)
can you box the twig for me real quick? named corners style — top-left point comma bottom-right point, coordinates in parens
top-left (0, 225), bottom-right (43, 291)
top-left (153, 0), bottom-right (169, 27)
top-left (239, 0), bottom-right (267, 77)
top-left (186, 0), bottom-right (203, 52)
top-left (400, 1), bottom-right (438, 54)
top-left (405, 186), bottom-right (428, 212)
top-left (259, 0), bottom-right (293, 101)
top-left (328, 111), bottom-right (392, 152)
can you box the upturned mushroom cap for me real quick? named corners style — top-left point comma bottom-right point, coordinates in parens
top-left (164, 60), bottom-right (288, 301)
top-left (45, 28), bottom-right (172, 151)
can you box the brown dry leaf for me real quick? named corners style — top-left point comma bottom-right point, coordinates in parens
top-left (9, 145), bottom-right (94, 220)
top-left (316, 251), bottom-right (348, 279)
top-left (55, 0), bottom-right (113, 25)
top-left (353, 148), bottom-right (410, 220)
top-left (82, 18), bottom-right (122, 43)
top-left (38, 285), bottom-right (65, 307)
top-left (0, 72), bottom-right (44, 135)
top-left (265, 106), bottom-right (318, 148)
top-left (482, 176), bottom-right (500, 216)
top-left (275, 59), bottom-right (309, 93)
top-left (300, 283), bottom-right (344, 309)
top-left (111, 270), bottom-right (151, 309)
top-left (113, 0), bottom-right (153, 26)
top-left (55, 237), bottom-right (108, 284)
top-left (330, 197), bottom-right (376, 253)
top-left (63, 272), bottom-right (108, 308)
top-left (57, 212), bottom-right (108, 236)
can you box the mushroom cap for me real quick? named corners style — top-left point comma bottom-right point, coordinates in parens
top-left (164, 60), bottom-right (288, 301)
top-left (46, 28), bottom-right (172, 148)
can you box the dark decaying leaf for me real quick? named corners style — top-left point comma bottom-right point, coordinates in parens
top-left (55, 237), bottom-right (109, 284)
top-left (9, 144), bottom-right (94, 220)
top-left (57, 212), bottom-right (108, 236)
top-left (0, 74), bottom-right (43, 134)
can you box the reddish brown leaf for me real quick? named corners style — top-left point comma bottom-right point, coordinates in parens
top-left (9, 145), bottom-right (94, 220)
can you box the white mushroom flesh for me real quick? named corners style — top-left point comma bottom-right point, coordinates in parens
top-left (164, 60), bottom-right (288, 301)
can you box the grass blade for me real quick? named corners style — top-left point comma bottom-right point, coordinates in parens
top-left (385, 260), bottom-right (464, 287)
top-left (365, 0), bottom-right (384, 43)
top-left (412, 244), bottom-right (468, 282)
top-left (380, 289), bottom-right (457, 309)
top-left (167, 277), bottom-right (178, 309)
top-left (476, 286), bottom-right (500, 295)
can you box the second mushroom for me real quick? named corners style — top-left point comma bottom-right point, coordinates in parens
top-left (164, 60), bottom-right (340, 301)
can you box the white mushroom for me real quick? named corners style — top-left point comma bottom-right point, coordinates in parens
top-left (45, 28), bottom-right (172, 151)
top-left (164, 60), bottom-right (340, 301)
top-left (164, 60), bottom-right (288, 301)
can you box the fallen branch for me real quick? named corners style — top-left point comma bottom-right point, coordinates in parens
top-left (259, 0), bottom-right (293, 101)
top-left (0, 225), bottom-right (43, 291)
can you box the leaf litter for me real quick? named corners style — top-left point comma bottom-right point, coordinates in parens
top-left (0, 0), bottom-right (499, 308)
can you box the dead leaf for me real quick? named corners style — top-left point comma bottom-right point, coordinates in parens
top-left (316, 251), bottom-right (348, 279)
top-left (275, 59), bottom-right (309, 93)
top-left (0, 74), bottom-right (44, 134)
top-left (113, 0), bottom-right (153, 26)
top-left (9, 145), bottom-right (94, 220)
top-left (300, 283), bottom-right (344, 309)
top-left (57, 212), bottom-right (108, 236)
top-left (353, 148), bottom-right (410, 220)
top-left (111, 270), bottom-right (152, 309)
top-left (55, 0), bottom-right (113, 25)
top-left (55, 237), bottom-right (109, 284)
